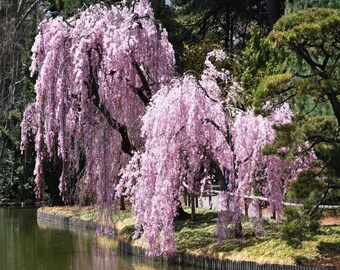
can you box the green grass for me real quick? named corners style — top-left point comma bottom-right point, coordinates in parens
top-left (173, 209), bottom-right (340, 265)
top-left (44, 206), bottom-right (339, 266)
top-left (78, 208), bottom-right (98, 221)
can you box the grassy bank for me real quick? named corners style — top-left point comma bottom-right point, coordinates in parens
top-left (39, 206), bottom-right (339, 268)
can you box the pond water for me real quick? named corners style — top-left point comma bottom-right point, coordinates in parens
top-left (0, 207), bottom-right (195, 270)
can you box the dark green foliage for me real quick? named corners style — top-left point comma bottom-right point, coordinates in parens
top-left (254, 7), bottom-right (340, 169)
top-left (239, 24), bottom-right (273, 98)
top-left (0, 109), bottom-right (35, 200)
top-left (280, 206), bottom-right (320, 247)
top-left (255, 8), bottom-right (340, 117)
top-left (238, 22), bottom-right (296, 108)
top-left (263, 115), bottom-right (337, 156)
top-left (289, 169), bottom-right (325, 205)
top-left (172, 0), bottom-right (285, 73)
top-left (172, 0), bottom-right (271, 48)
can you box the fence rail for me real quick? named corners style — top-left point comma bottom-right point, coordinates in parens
top-left (183, 183), bottom-right (340, 210)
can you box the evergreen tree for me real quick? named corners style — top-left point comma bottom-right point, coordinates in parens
top-left (253, 8), bottom-right (340, 215)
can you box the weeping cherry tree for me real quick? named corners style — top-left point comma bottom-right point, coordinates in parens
top-left (20, 0), bottom-right (175, 222)
top-left (118, 50), bottom-right (317, 255)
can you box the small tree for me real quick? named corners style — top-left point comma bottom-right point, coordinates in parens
top-left (119, 50), bottom-right (316, 255)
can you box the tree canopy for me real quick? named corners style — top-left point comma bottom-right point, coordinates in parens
top-left (255, 8), bottom-right (339, 122)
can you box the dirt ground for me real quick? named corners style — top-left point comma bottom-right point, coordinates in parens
top-left (320, 216), bottom-right (340, 225)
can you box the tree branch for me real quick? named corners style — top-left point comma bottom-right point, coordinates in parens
top-left (87, 49), bottom-right (136, 157)
top-left (134, 86), bottom-right (150, 106)
top-left (294, 45), bottom-right (322, 72)
top-left (327, 93), bottom-right (340, 127)
top-left (15, 0), bottom-right (41, 33)
top-left (132, 60), bottom-right (152, 104)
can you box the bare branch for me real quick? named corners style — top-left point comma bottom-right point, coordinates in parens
top-left (15, 0), bottom-right (41, 33)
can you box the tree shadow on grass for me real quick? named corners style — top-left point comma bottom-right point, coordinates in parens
top-left (174, 210), bottom-right (218, 231)
top-left (317, 241), bottom-right (340, 257)
top-left (119, 224), bottom-right (135, 241)
top-left (296, 241), bottom-right (340, 267)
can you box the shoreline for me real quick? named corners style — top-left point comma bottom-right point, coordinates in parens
top-left (36, 207), bottom-right (337, 270)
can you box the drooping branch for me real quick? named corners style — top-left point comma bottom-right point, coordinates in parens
top-left (134, 86), bottom-right (150, 106)
top-left (87, 50), bottom-right (136, 157)
top-left (132, 60), bottom-right (152, 105)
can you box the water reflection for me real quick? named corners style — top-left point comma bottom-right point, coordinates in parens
top-left (0, 208), bottom-right (193, 270)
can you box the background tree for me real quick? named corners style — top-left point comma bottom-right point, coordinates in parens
top-left (171, 0), bottom-right (286, 72)
top-left (267, 0), bottom-right (281, 28)
top-left (238, 22), bottom-right (288, 107)
top-left (0, 0), bottom-right (42, 200)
